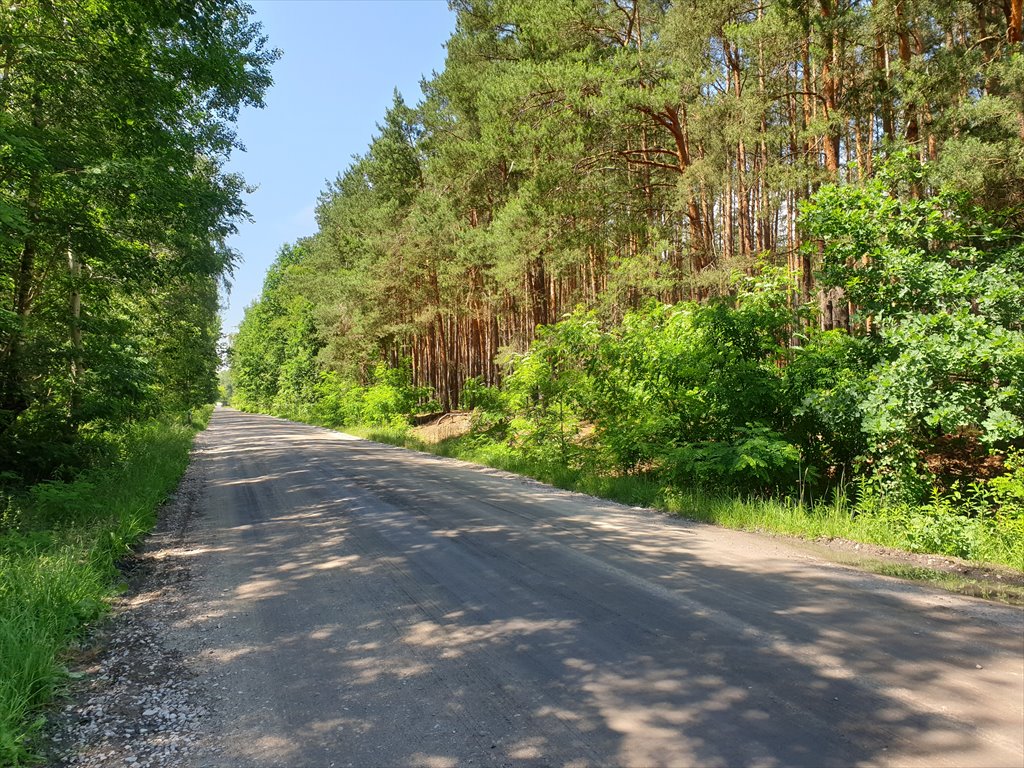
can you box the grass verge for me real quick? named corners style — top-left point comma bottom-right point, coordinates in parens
top-left (0, 408), bottom-right (209, 766)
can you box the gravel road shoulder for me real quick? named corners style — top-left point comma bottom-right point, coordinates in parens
top-left (44, 436), bottom-right (212, 768)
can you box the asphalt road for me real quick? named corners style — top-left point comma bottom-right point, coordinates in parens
top-left (178, 408), bottom-right (1023, 767)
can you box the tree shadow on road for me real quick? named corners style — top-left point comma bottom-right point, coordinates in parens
top-left (177, 410), bottom-right (1024, 768)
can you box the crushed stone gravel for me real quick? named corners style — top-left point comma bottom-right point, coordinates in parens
top-left (44, 454), bottom-right (209, 768)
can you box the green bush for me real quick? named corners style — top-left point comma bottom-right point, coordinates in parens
top-left (802, 161), bottom-right (1024, 501)
top-left (0, 418), bottom-right (197, 765)
top-left (989, 450), bottom-right (1024, 518)
top-left (458, 376), bottom-right (505, 412)
top-left (361, 363), bottom-right (437, 426)
top-left (497, 274), bottom-right (797, 479)
top-left (671, 424), bottom-right (801, 493)
top-left (784, 330), bottom-right (875, 479)
top-left (312, 371), bottom-right (367, 427)
top-left (307, 363), bottom-right (437, 429)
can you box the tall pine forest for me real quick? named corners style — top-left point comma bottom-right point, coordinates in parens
top-left (234, 0), bottom-right (1024, 565)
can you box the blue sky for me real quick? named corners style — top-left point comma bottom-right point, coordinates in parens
top-left (222, 0), bottom-right (456, 335)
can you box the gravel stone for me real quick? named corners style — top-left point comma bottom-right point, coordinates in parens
top-left (44, 451), bottom-right (208, 767)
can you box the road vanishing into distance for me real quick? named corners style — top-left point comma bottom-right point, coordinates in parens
top-left (174, 408), bottom-right (1022, 767)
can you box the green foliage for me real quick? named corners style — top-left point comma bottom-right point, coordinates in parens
top-left (0, 418), bottom-right (197, 765)
top-left (989, 450), bottom-right (1024, 518)
top-left (0, 0), bottom-right (277, 480)
top-left (495, 273), bottom-right (798, 478)
top-left (784, 330), bottom-right (875, 476)
top-left (802, 162), bottom-right (1024, 500)
top-left (272, 297), bottom-right (322, 421)
top-left (500, 315), bottom-right (595, 468)
top-left (312, 371), bottom-right (367, 428)
top-left (295, 363), bottom-right (436, 429)
top-left (458, 376), bottom-right (505, 412)
top-left (852, 490), bottom-right (1024, 569)
top-left (673, 424), bottom-right (801, 492)
top-left (360, 363), bottom-right (438, 427)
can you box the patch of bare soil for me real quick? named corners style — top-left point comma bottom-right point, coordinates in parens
top-left (43, 447), bottom-right (210, 767)
top-left (803, 535), bottom-right (1024, 602)
top-left (411, 411), bottom-right (474, 444)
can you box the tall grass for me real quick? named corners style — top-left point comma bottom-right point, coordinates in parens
top-left (0, 408), bottom-right (208, 766)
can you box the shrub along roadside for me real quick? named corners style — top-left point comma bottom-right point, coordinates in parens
top-left (0, 409), bottom-right (209, 766)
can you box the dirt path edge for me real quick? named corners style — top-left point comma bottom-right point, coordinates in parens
top-left (43, 433), bottom-right (211, 768)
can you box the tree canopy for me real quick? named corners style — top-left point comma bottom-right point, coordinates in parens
top-left (232, 0), bottom-right (1023, 411)
top-left (0, 0), bottom-right (277, 476)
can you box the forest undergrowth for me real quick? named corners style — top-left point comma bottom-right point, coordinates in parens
top-left (0, 409), bottom-right (210, 766)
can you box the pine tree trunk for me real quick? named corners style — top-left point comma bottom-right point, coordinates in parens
top-left (1008, 0), bottom-right (1022, 44)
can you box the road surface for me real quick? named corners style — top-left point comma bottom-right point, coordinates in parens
top-left (174, 408), bottom-right (1023, 767)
